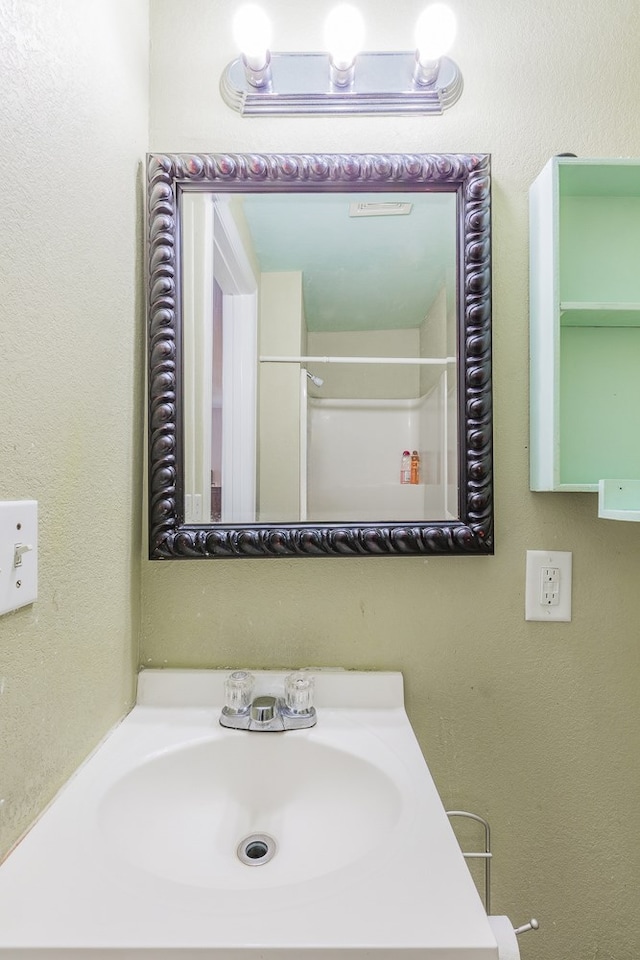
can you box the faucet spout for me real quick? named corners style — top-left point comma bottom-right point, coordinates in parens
top-left (250, 695), bottom-right (277, 723)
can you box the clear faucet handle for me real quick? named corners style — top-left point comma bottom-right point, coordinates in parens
top-left (224, 670), bottom-right (255, 712)
top-left (284, 671), bottom-right (315, 713)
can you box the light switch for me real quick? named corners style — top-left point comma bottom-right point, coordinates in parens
top-left (0, 501), bottom-right (38, 616)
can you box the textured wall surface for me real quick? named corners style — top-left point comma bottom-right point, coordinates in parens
top-left (0, 0), bottom-right (148, 859)
top-left (144, 2), bottom-right (640, 959)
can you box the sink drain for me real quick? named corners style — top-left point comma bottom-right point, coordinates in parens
top-left (237, 833), bottom-right (277, 866)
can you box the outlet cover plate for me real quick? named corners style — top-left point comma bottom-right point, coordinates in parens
top-left (525, 549), bottom-right (572, 622)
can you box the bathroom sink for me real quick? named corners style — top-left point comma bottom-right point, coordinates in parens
top-left (98, 734), bottom-right (403, 889)
top-left (0, 669), bottom-right (497, 958)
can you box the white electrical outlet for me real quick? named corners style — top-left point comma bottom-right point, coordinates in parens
top-left (525, 550), bottom-right (572, 621)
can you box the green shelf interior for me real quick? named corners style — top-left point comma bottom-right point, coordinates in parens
top-left (559, 162), bottom-right (640, 199)
top-left (559, 326), bottom-right (640, 485)
top-left (559, 193), bottom-right (640, 306)
top-left (556, 164), bottom-right (640, 486)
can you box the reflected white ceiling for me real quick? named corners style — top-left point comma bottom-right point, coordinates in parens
top-left (241, 191), bottom-right (457, 332)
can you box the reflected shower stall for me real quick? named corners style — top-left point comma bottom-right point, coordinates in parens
top-left (259, 354), bottom-right (458, 524)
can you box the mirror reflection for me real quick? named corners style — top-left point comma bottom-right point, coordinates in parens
top-left (181, 190), bottom-right (458, 526)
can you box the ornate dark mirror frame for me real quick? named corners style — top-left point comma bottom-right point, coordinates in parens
top-left (147, 152), bottom-right (492, 559)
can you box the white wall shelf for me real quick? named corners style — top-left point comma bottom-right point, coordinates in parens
top-left (529, 156), bottom-right (640, 518)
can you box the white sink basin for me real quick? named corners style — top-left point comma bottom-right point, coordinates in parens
top-left (99, 734), bottom-right (403, 889)
top-left (0, 669), bottom-right (497, 958)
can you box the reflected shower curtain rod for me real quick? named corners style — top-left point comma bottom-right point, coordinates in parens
top-left (259, 355), bottom-right (456, 365)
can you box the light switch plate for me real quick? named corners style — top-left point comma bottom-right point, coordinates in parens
top-left (0, 500), bottom-right (38, 616)
top-left (525, 549), bottom-right (572, 622)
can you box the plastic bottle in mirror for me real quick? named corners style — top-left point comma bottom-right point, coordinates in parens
top-left (400, 450), bottom-right (411, 484)
top-left (410, 450), bottom-right (420, 484)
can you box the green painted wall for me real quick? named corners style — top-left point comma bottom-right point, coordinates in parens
top-left (0, 0), bottom-right (147, 859)
top-left (146, 3), bottom-right (640, 959)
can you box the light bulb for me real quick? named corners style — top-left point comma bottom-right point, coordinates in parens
top-left (232, 4), bottom-right (272, 72)
top-left (414, 3), bottom-right (457, 65)
top-left (324, 4), bottom-right (365, 71)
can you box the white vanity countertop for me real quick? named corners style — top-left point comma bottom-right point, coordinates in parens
top-left (0, 669), bottom-right (497, 959)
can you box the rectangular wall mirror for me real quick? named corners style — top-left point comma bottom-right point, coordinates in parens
top-left (147, 153), bottom-right (492, 559)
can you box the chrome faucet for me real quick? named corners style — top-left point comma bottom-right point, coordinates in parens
top-left (219, 670), bottom-right (317, 732)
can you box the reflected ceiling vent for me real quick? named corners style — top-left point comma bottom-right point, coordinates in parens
top-left (349, 201), bottom-right (413, 218)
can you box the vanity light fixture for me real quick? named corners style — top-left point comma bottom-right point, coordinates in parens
top-left (221, 2), bottom-right (463, 117)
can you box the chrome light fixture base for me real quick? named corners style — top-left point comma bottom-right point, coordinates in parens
top-left (220, 51), bottom-right (463, 117)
